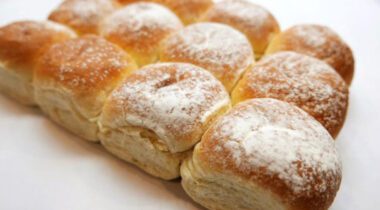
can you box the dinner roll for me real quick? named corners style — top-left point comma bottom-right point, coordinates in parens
top-left (160, 22), bottom-right (254, 92)
top-left (202, 0), bottom-right (280, 59)
top-left (34, 35), bottom-right (137, 141)
top-left (181, 98), bottom-right (342, 210)
top-left (231, 52), bottom-right (349, 138)
top-left (0, 21), bottom-right (76, 105)
top-left (265, 24), bottom-right (355, 84)
top-left (100, 2), bottom-right (183, 67)
top-left (48, 0), bottom-right (119, 35)
top-left (152, 0), bottom-right (213, 25)
top-left (98, 63), bottom-right (230, 180)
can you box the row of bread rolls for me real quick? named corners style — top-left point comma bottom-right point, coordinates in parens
top-left (0, 0), bottom-right (353, 209)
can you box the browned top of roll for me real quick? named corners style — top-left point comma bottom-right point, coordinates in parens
top-left (266, 24), bottom-right (354, 84)
top-left (48, 0), bottom-right (119, 35)
top-left (202, 0), bottom-right (280, 58)
top-left (232, 52), bottom-right (349, 138)
top-left (35, 35), bottom-right (137, 99)
top-left (197, 98), bottom-right (342, 210)
top-left (0, 21), bottom-right (76, 76)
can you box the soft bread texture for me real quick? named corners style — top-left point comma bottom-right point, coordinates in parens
top-left (265, 24), bottom-right (355, 85)
top-left (232, 52), bottom-right (349, 138)
top-left (117, 0), bottom-right (213, 25)
top-left (0, 21), bottom-right (76, 105)
top-left (160, 22), bottom-right (254, 92)
top-left (49, 0), bottom-right (119, 35)
top-left (181, 98), bottom-right (342, 210)
top-left (100, 2), bottom-right (183, 67)
top-left (202, 0), bottom-right (280, 59)
top-left (99, 62), bottom-right (231, 179)
top-left (34, 35), bottom-right (137, 141)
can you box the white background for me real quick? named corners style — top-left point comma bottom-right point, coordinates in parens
top-left (1, 0), bottom-right (380, 209)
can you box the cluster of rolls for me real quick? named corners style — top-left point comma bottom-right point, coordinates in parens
top-left (0, 0), bottom-right (354, 209)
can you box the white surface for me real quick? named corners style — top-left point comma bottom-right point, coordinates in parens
top-left (1, 0), bottom-right (380, 209)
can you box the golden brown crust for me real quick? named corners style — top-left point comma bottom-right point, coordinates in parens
top-left (202, 0), bottom-right (280, 59)
top-left (100, 2), bottom-right (183, 67)
top-left (231, 52), bottom-right (349, 138)
top-left (160, 22), bottom-right (254, 92)
top-left (34, 35), bottom-right (137, 106)
top-left (265, 24), bottom-right (355, 85)
top-left (197, 98), bottom-right (342, 210)
top-left (0, 21), bottom-right (76, 77)
top-left (152, 0), bottom-right (213, 25)
top-left (48, 0), bottom-right (119, 35)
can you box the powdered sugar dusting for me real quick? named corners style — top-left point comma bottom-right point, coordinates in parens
top-left (40, 35), bottom-right (130, 89)
top-left (64, 0), bottom-right (114, 19)
top-left (204, 98), bottom-right (341, 195)
top-left (108, 63), bottom-right (230, 153)
top-left (238, 52), bottom-right (348, 136)
top-left (293, 25), bottom-right (328, 47)
top-left (100, 2), bottom-right (182, 50)
top-left (208, 0), bottom-right (270, 28)
top-left (161, 22), bottom-right (254, 90)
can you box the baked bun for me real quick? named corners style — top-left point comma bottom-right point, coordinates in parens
top-left (181, 98), bottom-right (342, 210)
top-left (34, 35), bottom-right (137, 141)
top-left (0, 21), bottom-right (76, 105)
top-left (98, 62), bottom-right (230, 180)
top-left (100, 2), bottom-right (183, 67)
top-left (152, 0), bottom-right (213, 25)
top-left (48, 0), bottom-right (119, 35)
top-left (160, 22), bottom-right (254, 92)
top-left (265, 24), bottom-right (355, 85)
top-left (231, 52), bottom-right (349, 138)
top-left (202, 0), bottom-right (280, 59)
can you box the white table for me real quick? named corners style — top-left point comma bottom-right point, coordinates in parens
top-left (1, 0), bottom-right (379, 209)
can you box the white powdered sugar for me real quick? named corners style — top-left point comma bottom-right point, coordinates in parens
top-left (161, 22), bottom-right (254, 88)
top-left (210, 0), bottom-right (270, 28)
top-left (43, 36), bottom-right (128, 88)
top-left (100, 2), bottom-right (182, 44)
top-left (109, 63), bottom-right (230, 153)
top-left (64, 0), bottom-right (115, 19)
top-left (243, 52), bottom-right (348, 135)
top-left (207, 98), bottom-right (341, 194)
top-left (292, 25), bottom-right (329, 47)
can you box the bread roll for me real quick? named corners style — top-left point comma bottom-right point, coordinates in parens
top-left (48, 0), bottom-right (119, 35)
top-left (34, 35), bottom-right (137, 141)
top-left (181, 98), bottom-right (342, 210)
top-left (265, 24), bottom-right (355, 85)
top-left (98, 63), bottom-right (230, 180)
top-left (152, 0), bottom-right (213, 25)
top-left (116, 0), bottom-right (213, 25)
top-left (0, 21), bottom-right (76, 105)
top-left (202, 0), bottom-right (280, 60)
top-left (232, 52), bottom-right (348, 138)
top-left (160, 22), bottom-right (254, 92)
top-left (100, 2), bottom-right (183, 67)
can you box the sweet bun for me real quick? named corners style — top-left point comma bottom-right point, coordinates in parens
top-left (0, 21), bottom-right (76, 105)
top-left (265, 24), bottom-right (355, 85)
top-left (181, 98), bottom-right (342, 210)
top-left (152, 0), bottom-right (214, 25)
top-left (34, 35), bottom-right (137, 141)
top-left (231, 52), bottom-right (349, 138)
top-left (100, 2), bottom-right (183, 67)
top-left (98, 62), bottom-right (231, 180)
top-left (202, 0), bottom-right (280, 60)
top-left (160, 22), bottom-right (254, 92)
top-left (48, 0), bottom-right (119, 35)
